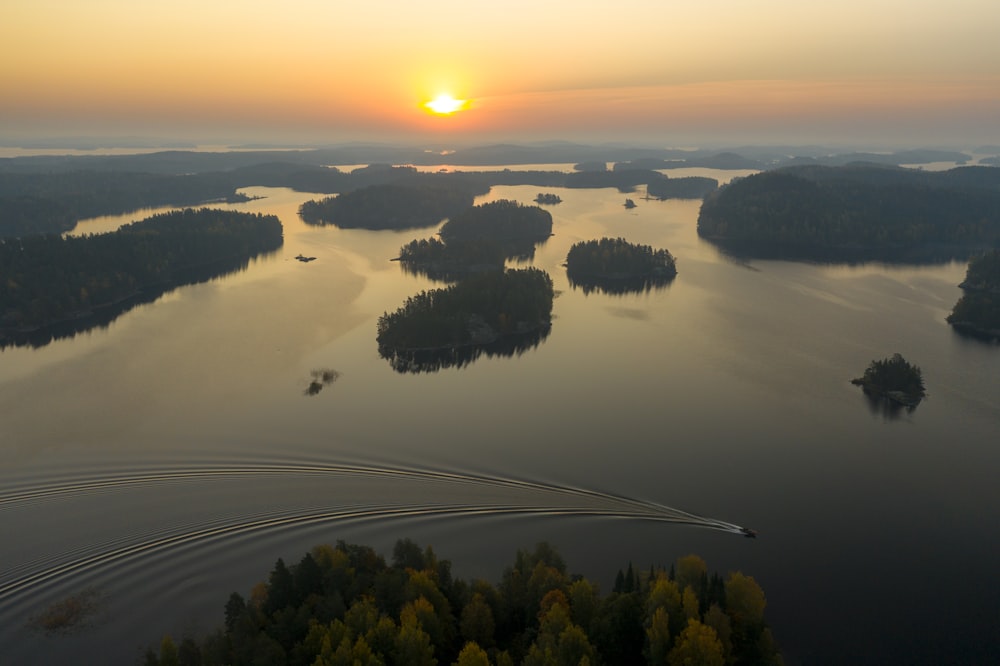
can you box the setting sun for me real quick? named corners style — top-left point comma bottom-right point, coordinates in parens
top-left (424, 93), bottom-right (469, 115)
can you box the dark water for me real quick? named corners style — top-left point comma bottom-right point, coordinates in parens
top-left (1, 178), bottom-right (998, 665)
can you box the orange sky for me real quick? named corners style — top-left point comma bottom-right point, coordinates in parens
top-left (2, 0), bottom-right (998, 147)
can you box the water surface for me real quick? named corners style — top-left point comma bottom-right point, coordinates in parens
top-left (1, 178), bottom-right (998, 665)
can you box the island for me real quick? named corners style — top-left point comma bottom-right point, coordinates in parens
top-left (141, 539), bottom-right (781, 666)
top-left (392, 200), bottom-right (554, 281)
top-left (298, 181), bottom-right (485, 230)
top-left (947, 249), bottom-right (1000, 340)
top-left (851, 353), bottom-right (926, 408)
top-left (395, 237), bottom-right (506, 282)
top-left (439, 199), bottom-right (552, 243)
top-left (698, 164), bottom-right (1000, 262)
top-left (534, 192), bottom-right (562, 204)
top-left (0, 208), bottom-right (283, 347)
top-left (565, 237), bottom-right (677, 295)
top-left (376, 267), bottom-right (553, 372)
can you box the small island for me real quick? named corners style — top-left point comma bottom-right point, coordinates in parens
top-left (534, 192), bottom-right (562, 205)
top-left (395, 236), bottom-right (505, 282)
top-left (947, 249), bottom-right (1000, 341)
top-left (565, 237), bottom-right (677, 295)
top-left (851, 353), bottom-right (926, 408)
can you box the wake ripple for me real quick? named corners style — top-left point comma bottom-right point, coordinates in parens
top-left (0, 459), bottom-right (749, 603)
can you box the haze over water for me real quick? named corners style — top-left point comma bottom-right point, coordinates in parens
top-left (1, 169), bottom-right (998, 664)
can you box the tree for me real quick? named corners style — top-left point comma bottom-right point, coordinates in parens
top-left (454, 642), bottom-right (492, 666)
top-left (646, 607), bottom-right (671, 664)
top-left (461, 593), bottom-right (496, 648)
top-left (395, 614), bottom-right (437, 666)
top-left (667, 619), bottom-right (725, 666)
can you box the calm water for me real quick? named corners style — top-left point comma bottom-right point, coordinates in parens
top-left (1, 175), bottom-right (998, 665)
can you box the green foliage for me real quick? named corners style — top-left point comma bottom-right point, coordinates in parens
top-left (0, 208), bottom-right (283, 343)
top-left (565, 237), bottom-right (676, 295)
top-left (0, 170), bottom-right (242, 238)
top-left (397, 236), bottom-right (507, 281)
top-left (299, 182), bottom-right (482, 230)
top-left (947, 250), bottom-right (1000, 340)
top-left (534, 193), bottom-right (562, 205)
top-left (851, 353), bottom-right (926, 403)
top-left (566, 237), bottom-right (676, 279)
top-left (698, 164), bottom-right (1000, 261)
top-left (376, 268), bottom-right (554, 353)
top-left (154, 539), bottom-right (780, 666)
top-left (439, 200), bottom-right (552, 244)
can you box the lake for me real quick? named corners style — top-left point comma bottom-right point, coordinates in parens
top-left (1, 173), bottom-right (998, 665)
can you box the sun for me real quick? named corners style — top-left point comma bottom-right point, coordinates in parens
top-left (424, 93), bottom-right (469, 115)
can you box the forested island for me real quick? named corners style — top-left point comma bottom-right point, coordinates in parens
top-left (376, 268), bottom-right (553, 373)
top-left (947, 249), bottom-right (1000, 340)
top-left (0, 208), bottom-right (282, 346)
top-left (396, 237), bottom-right (507, 282)
top-left (565, 237), bottom-right (677, 295)
top-left (299, 182), bottom-right (487, 229)
top-left (392, 200), bottom-right (554, 281)
top-left (439, 200), bottom-right (552, 244)
top-left (141, 539), bottom-right (781, 666)
top-left (851, 354), bottom-right (926, 408)
top-left (697, 165), bottom-right (1000, 261)
top-left (534, 193), bottom-right (562, 205)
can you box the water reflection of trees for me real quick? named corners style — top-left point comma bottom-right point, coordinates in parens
top-left (567, 272), bottom-right (675, 296)
top-left (0, 254), bottom-right (265, 350)
top-left (379, 325), bottom-right (550, 374)
top-left (304, 368), bottom-right (341, 396)
top-left (862, 391), bottom-right (920, 420)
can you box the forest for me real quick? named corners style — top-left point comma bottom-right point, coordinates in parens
top-left (0, 208), bottom-right (282, 341)
top-left (393, 200), bottom-right (554, 280)
top-left (141, 539), bottom-right (781, 666)
top-left (947, 249), bottom-right (1000, 340)
top-left (565, 238), bottom-right (677, 296)
top-left (0, 170), bottom-right (244, 238)
top-left (396, 237), bottom-right (507, 282)
top-left (376, 268), bottom-right (553, 356)
top-left (439, 200), bottom-right (552, 244)
top-left (299, 181), bottom-right (488, 229)
top-left (697, 165), bottom-right (1000, 261)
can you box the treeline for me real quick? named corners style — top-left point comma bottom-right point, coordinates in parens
top-left (299, 181), bottom-right (488, 229)
top-left (697, 165), bottom-right (1000, 261)
top-left (376, 268), bottom-right (554, 354)
top-left (397, 238), bottom-right (507, 282)
top-left (143, 539), bottom-right (781, 666)
top-left (566, 238), bottom-right (677, 280)
top-left (440, 200), bottom-right (552, 243)
top-left (0, 171), bottom-right (241, 237)
top-left (1, 162), bottom-right (717, 239)
top-left (0, 208), bottom-right (282, 338)
top-left (947, 249), bottom-right (1000, 340)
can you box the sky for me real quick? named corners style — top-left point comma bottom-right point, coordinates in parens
top-left (2, 0), bottom-right (999, 148)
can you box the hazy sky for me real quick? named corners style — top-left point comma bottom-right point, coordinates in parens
top-left (3, 0), bottom-right (998, 147)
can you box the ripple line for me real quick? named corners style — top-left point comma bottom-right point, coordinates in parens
top-left (0, 502), bottom-right (735, 603)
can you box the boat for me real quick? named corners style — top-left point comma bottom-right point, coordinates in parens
top-left (624, 198), bottom-right (636, 209)
top-left (741, 527), bottom-right (757, 538)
